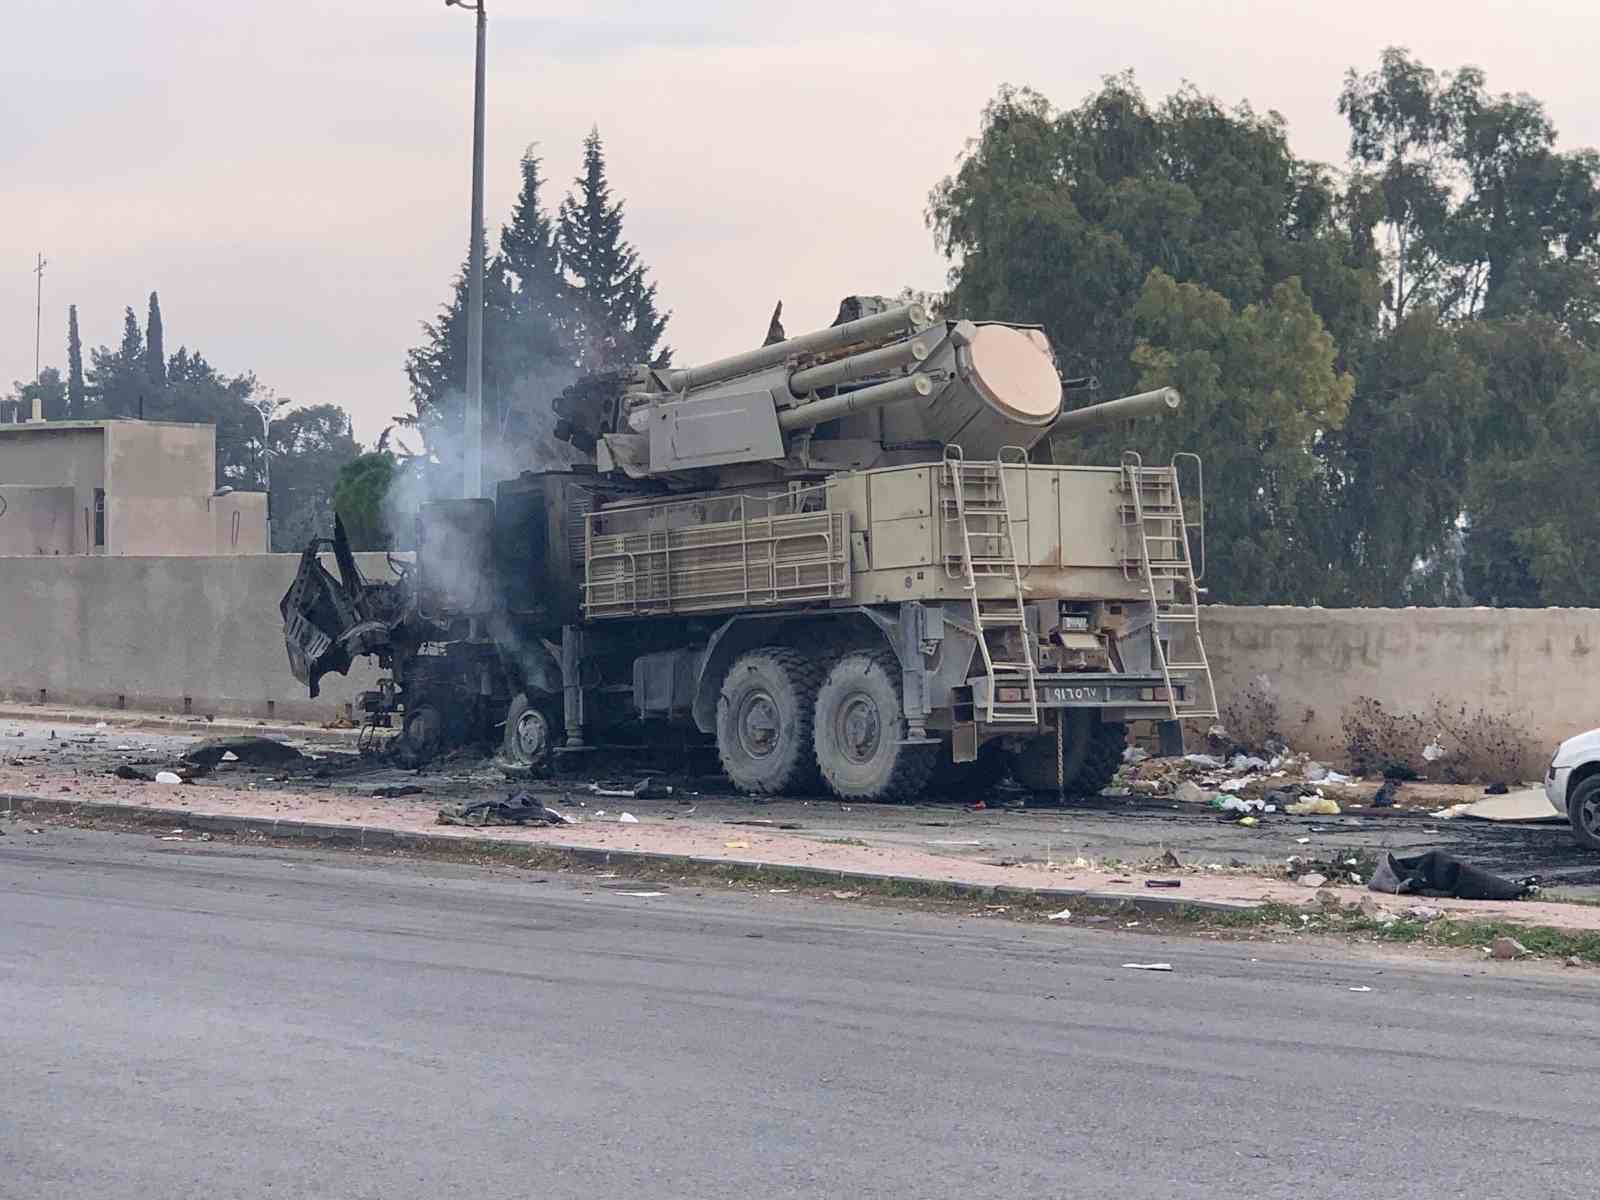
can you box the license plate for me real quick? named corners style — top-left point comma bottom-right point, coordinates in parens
top-left (1042, 685), bottom-right (1108, 705)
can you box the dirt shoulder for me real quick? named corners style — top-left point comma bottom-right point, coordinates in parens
top-left (6, 756), bottom-right (1600, 938)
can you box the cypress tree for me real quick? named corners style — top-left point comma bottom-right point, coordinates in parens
top-left (66, 304), bottom-right (84, 418)
top-left (145, 291), bottom-right (166, 385)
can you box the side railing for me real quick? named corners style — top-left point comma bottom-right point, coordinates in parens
top-left (583, 487), bottom-right (850, 618)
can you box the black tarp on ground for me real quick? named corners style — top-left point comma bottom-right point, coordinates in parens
top-left (1369, 849), bottom-right (1534, 900)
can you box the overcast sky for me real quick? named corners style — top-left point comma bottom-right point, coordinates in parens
top-left (7, 0), bottom-right (1599, 442)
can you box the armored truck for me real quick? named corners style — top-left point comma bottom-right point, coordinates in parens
top-left (282, 298), bottom-right (1215, 801)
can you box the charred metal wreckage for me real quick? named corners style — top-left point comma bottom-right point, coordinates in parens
top-left (283, 296), bottom-right (1216, 801)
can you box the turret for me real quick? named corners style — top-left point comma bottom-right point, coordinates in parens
top-left (582, 298), bottom-right (1179, 481)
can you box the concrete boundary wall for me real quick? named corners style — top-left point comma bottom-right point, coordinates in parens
top-left (1201, 605), bottom-right (1600, 774)
top-left (2, 555), bottom-right (1596, 770)
top-left (0, 553), bottom-right (394, 721)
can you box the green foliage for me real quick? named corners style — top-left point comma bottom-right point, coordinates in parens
top-left (935, 59), bottom-right (1600, 606)
top-left (145, 292), bottom-right (166, 386)
top-left (557, 127), bottom-right (670, 370)
top-left (1105, 270), bottom-right (1353, 601)
top-left (930, 79), bottom-right (1379, 400)
top-left (406, 128), bottom-right (670, 494)
top-left (86, 307), bottom-right (147, 417)
top-left (1340, 48), bottom-right (1600, 329)
top-left (26, 296), bottom-right (359, 551)
top-left (334, 452), bottom-right (398, 551)
top-left (66, 306), bottom-right (84, 419)
top-left (266, 404), bottom-right (361, 552)
top-left (2, 367), bottom-right (67, 422)
top-left (1319, 308), bottom-right (1483, 604)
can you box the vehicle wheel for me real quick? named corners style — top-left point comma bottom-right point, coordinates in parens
top-left (1010, 713), bottom-right (1127, 798)
top-left (1569, 774), bottom-right (1600, 852)
top-left (501, 692), bottom-right (555, 769)
top-left (716, 647), bottom-right (824, 796)
top-left (396, 700), bottom-right (445, 768)
top-left (813, 649), bottom-right (938, 802)
top-left (927, 739), bottom-right (1010, 800)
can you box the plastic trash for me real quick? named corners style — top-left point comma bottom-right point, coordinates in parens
top-left (1305, 762), bottom-right (1329, 781)
top-left (1349, 985), bottom-right (1373, 993)
top-left (1238, 816), bottom-right (1259, 827)
top-left (617, 891), bottom-right (664, 898)
top-left (1122, 962), bottom-right (1174, 971)
top-left (1322, 770), bottom-right (1354, 785)
top-left (724, 839), bottom-right (750, 849)
top-left (1423, 740), bottom-right (1447, 762)
top-left (1046, 908), bottom-right (1072, 921)
top-left (1183, 753), bottom-right (1224, 769)
top-left (1286, 796), bottom-right (1340, 815)
top-left (154, 771), bottom-right (182, 785)
top-left (1123, 746), bottom-right (1150, 764)
top-left (1214, 795), bottom-right (1265, 814)
top-left (1297, 872), bottom-right (1329, 888)
top-left (1174, 780), bottom-right (1212, 805)
top-left (617, 812), bottom-right (639, 824)
top-left (1230, 754), bottom-right (1268, 771)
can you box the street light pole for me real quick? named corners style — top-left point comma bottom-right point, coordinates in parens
top-left (448, 0), bottom-right (487, 500)
top-left (33, 252), bottom-right (47, 421)
top-left (255, 401), bottom-right (274, 550)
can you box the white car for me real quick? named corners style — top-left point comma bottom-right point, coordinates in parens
top-left (1545, 727), bottom-right (1600, 851)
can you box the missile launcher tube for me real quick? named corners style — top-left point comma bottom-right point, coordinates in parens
top-left (776, 372), bottom-right (934, 432)
top-left (787, 336), bottom-right (929, 394)
top-left (655, 302), bottom-right (928, 393)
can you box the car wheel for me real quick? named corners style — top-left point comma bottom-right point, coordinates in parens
top-left (1569, 774), bottom-right (1600, 852)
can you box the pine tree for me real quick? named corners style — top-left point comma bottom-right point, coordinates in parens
top-left (119, 307), bottom-right (142, 364)
top-left (87, 307), bottom-right (146, 416)
top-left (145, 291), bottom-right (166, 386)
top-left (501, 147), bottom-right (564, 309)
top-left (66, 305), bottom-right (84, 418)
top-left (557, 127), bottom-right (670, 367)
top-left (501, 147), bottom-right (574, 368)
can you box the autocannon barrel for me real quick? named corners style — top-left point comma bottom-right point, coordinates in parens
top-left (1051, 386), bottom-right (1181, 435)
top-left (655, 303), bottom-right (928, 394)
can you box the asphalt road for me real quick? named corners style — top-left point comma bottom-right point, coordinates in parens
top-left (4, 827), bottom-right (1598, 1199)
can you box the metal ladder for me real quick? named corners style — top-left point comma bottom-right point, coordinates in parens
top-left (941, 447), bottom-right (1038, 724)
top-left (1119, 452), bottom-right (1217, 720)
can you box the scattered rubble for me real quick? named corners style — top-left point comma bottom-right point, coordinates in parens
top-left (1489, 936), bottom-right (1529, 960)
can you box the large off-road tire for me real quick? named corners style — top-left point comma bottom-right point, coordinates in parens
top-left (395, 699), bottom-right (448, 768)
top-left (1010, 713), bottom-right (1127, 798)
top-left (500, 692), bottom-right (556, 770)
top-left (1569, 774), bottom-right (1600, 852)
top-left (813, 649), bottom-right (938, 802)
top-left (716, 647), bottom-right (824, 796)
top-left (927, 739), bottom-right (1010, 801)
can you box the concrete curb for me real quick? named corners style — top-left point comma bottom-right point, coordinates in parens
top-left (1, 792), bottom-right (1256, 917)
top-left (0, 705), bottom-right (360, 743)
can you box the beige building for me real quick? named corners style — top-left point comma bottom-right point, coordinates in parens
top-left (0, 420), bottom-right (266, 556)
